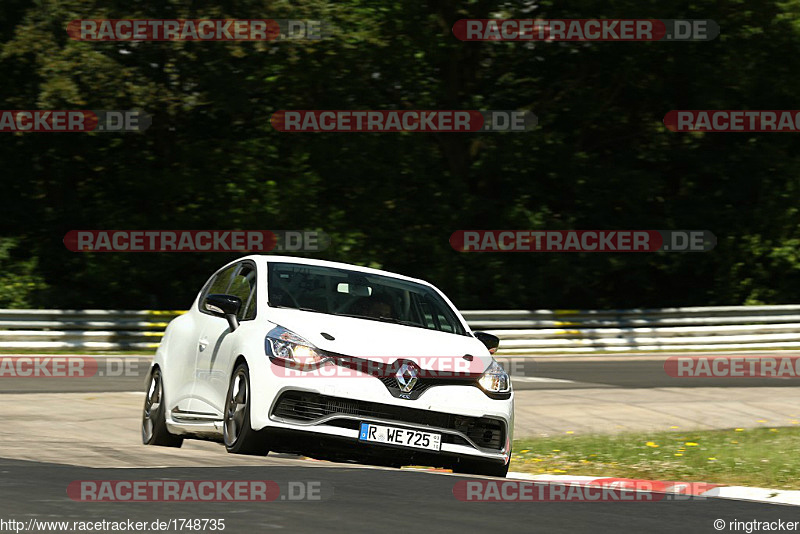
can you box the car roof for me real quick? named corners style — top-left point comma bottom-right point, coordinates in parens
top-left (236, 255), bottom-right (434, 287)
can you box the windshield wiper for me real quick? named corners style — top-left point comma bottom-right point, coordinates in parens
top-left (331, 312), bottom-right (371, 320)
top-left (333, 312), bottom-right (418, 326)
top-left (269, 303), bottom-right (325, 314)
top-left (376, 316), bottom-right (419, 326)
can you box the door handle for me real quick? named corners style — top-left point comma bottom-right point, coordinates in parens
top-left (198, 337), bottom-right (209, 351)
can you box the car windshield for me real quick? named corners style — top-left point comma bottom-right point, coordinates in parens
top-left (267, 262), bottom-right (467, 336)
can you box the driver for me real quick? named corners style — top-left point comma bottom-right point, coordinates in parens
top-left (352, 295), bottom-right (394, 319)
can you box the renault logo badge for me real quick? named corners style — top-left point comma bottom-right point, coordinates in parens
top-left (395, 362), bottom-right (419, 393)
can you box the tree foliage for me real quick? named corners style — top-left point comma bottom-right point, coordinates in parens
top-left (0, 0), bottom-right (798, 309)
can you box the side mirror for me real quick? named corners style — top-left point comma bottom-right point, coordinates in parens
top-left (473, 331), bottom-right (500, 354)
top-left (204, 294), bottom-right (242, 331)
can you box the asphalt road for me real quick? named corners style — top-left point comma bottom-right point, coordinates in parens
top-left (507, 358), bottom-right (800, 390)
top-left (0, 457), bottom-right (797, 533)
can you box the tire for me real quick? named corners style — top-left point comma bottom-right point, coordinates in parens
top-left (224, 363), bottom-right (269, 455)
top-left (454, 458), bottom-right (510, 478)
top-left (142, 368), bottom-right (183, 447)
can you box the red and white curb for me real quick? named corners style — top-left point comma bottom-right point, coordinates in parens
top-left (507, 472), bottom-right (800, 506)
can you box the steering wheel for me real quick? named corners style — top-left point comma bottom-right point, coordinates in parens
top-left (270, 286), bottom-right (300, 308)
top-left (333, 298), bottom-right (360, 315)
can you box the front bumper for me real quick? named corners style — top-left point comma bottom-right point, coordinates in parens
top-left (248, 359), bottom-right (514, 465)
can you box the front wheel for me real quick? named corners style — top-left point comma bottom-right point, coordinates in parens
top-left (142, 368), bottom-right (183, 447)
top-left (224, 363), bottom-right (269, 455)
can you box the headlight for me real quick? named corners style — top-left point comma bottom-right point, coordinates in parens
top-left (478, 360), bottom-right (511, 394)
top-left (265, 326), bottom-right (331, 370)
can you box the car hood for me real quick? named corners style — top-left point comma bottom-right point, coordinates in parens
top-left (265, 308), bottom-right (493, 373)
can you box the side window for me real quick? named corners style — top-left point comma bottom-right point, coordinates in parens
top-left (198, 265), bottom-right (236, 313)
top-left (242, 288), bottom-right (257, 319)
top-left (419, 302), bottom-right (436, 329)
top-left (227, 264), bottom-right (257, 321)
top-left (435, 310), bottom-right (456, 333)
top-left (417, 295), bottom-right (461, 334)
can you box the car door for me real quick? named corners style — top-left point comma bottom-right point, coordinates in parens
top-left (162, 265), bottom-right (232, 414)
top-left (183, 263), bottom-right (238, 415)
top-left (191, 261), bottom-right (258, 417)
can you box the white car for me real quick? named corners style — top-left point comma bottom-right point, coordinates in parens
top-left (142, 255), bottom-right (513, 477)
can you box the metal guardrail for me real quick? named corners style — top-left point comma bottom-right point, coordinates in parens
top-left (0, 306), bottom-right (799, 353)
top-left (461, 306), bottom-right (800, 353)
top-left (0, 310), bottom-right (183, 350)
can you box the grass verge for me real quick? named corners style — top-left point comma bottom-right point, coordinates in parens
top-left (512, 427), bottom-right (800, 490)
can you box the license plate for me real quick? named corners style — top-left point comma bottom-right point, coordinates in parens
top-left (359, 423), bottom-right (441, 451)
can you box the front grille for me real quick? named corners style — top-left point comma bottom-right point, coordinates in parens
top-left (271, 391), bottom-right (505, 450)
top-left (377, 375), bottom-right (434, 396)
top-left (317, 352), bottom-right (482, 400)
top-left (272, 395), bottom-right (392, 421)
